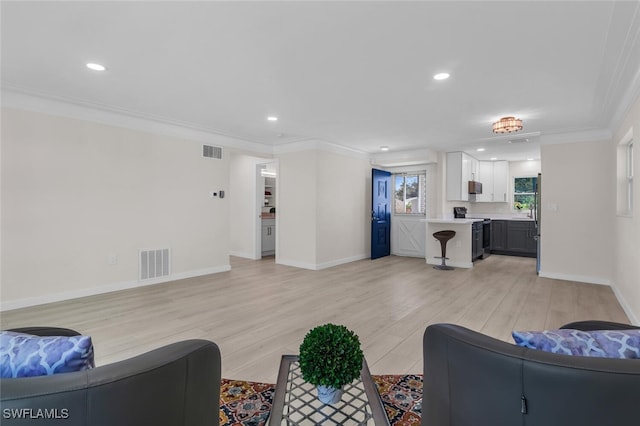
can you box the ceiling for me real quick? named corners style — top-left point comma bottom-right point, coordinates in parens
top-left (2, 1), bottom-right (640, 162)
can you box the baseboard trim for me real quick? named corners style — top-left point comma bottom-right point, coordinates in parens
top-left (315, 254), bottom-right (369, 270)
top-left (276, 258), bottom-right (317, 270)
top-left (537, 272), bottom-right (640, 323)
top-left (392, 250), bottom-right (425, 258)
top-left (277, 254), bottom-right (368, 271)
top-left (538, 271), bottom-right (611, 286)
top-left (0, 265), bottom-right (231, 312)
top-left (610, 283), bottom-right (640, 326)
top-left (229, 250), bottom-right (258, 260)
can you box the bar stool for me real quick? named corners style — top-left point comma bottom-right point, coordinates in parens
top-left (433, 230), bottom-right (456, 270)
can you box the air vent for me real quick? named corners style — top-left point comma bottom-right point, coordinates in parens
top-left (203, 144), bottom-right (223, 159)
top-left (139, 248), bottom-right (170, 281)
top-left (508, 138), bottom-right (530, 144)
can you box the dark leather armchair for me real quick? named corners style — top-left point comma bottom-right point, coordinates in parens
top-left (423, 321), bottom-right (640, 426)
top-left (1, 327), bottom-right (221, 426)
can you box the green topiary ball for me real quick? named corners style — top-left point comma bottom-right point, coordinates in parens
top-left (299, 323), bottom-right (364, 389)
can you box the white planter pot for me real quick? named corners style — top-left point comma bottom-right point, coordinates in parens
top-left (316, 385), bottom-right (344, 404)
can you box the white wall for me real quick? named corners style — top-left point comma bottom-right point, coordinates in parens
top-left (1, 108), bottom-right (231, 310)
top-left (511, 160), bottom-right (542, 177)
top-left (612, 94), bottom-right (640, 324)
top-left (276, 149), bottom-right (371, 269)
top-left (539, 140), bottom-right (614, 285)
top-left (276, 150), bottom-right (318, 268)
top-left (316, 150), bottom-right (371, 267)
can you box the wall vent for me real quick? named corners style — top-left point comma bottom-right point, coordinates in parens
top-left (203, 144), bottom-right (223, 159)
top-left (139, 248), bottom-right (170, 281)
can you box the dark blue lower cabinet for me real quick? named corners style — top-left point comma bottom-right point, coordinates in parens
top-left (491, 220), bottom-right (537, 258)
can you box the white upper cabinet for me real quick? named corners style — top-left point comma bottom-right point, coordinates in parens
top-left (476, 161), bottom-right (494, 202)
top-left (492, 161), bottom-right (509, 202)
top-left (446, 151), bottom-right (479, 201)
top-left (475, 160), bottom-right (509, 203)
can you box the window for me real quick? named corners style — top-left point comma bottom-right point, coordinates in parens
top-left (394, 172), bottom-right (426, 214)
top-left (617, 131), bottom-right (633, 216)
top-left (627, 141), bottom-right (634, 213)
top-left (513, 176), bottom-right (537, 211)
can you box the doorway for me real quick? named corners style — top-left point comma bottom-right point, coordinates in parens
top-left (255, 162), bottom-right (278, 259)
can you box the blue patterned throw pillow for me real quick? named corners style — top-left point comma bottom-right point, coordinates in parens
top-left (0, 331), bottom-right (95, 378)
top-left (511, 329), bottom-right (604, 356)
top-left (512, 329), bottom-right (640, 359)
top-left (590, 330), bottom-right (640, 359)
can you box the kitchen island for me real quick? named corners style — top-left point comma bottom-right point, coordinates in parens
top-left (423, 219), bottom-right (484, 268)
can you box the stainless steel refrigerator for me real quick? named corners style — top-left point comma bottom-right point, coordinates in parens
top-left (534, 173), bottom-right (542, 274)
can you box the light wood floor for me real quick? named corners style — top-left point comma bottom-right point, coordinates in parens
top-left (0, 255), bottom-right (629, 384)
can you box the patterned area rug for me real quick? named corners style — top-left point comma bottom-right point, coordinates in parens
top-left (219, 374), bottom-right (422, 426)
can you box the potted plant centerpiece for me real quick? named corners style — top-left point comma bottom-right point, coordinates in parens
top-left (299, 323), bottom-right (364, 404)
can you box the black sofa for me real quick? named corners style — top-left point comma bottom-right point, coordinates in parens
top-left (423, 320), bottom-right (640, 426)
top-left (1, 327), bottom-right (221, 426)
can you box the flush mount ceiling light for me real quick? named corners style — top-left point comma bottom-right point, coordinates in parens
top-left (433, 72), bottom-right (450, 80)
top-left (492, 116), bottom-right (523, 133)
top-left (267, 116), bottom-right (278, 122)
top-left (477, 148), bottom-right (485, 152)
top-left (86, 63), bottom-right (106, 71)
top-left (380, 146), bottom-right (390, 151)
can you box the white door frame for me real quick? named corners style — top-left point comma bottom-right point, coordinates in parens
top-left (254, 161), bottom-right (278, 259)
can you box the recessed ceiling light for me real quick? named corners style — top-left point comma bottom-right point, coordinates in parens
top-left (490, 157), bottom-right (498, 161)
top-left (527, 158), bottom-right (534, 161)
top-left (267, 116), bottom-right (278, 122)
top-left (433, 72), bottom-right (450, 80)
top-left (477, 148), bottom-right (486, 152)
top-left (86, 63), bottom-right (106, 71)
top-left (380, 146), bottom-right (389, 151)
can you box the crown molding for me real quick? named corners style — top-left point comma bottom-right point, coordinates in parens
top-left (2, 87), bottom-right (376, 161)
top-left (602, 0), bottom-right (640, 131)
top-left (273, 138), bottom-right (370, 161)
top-left (539, 128), bottom-right (613, 145)
top-left (610, 63), bottom-right (640, 131)
top-left (1, 87), bottom-right (273, 155)
top-left (371, 148), bottom-right (439, 167)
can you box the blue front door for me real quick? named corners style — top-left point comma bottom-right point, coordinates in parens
top-left (371, 169), bottom-right (391, 259)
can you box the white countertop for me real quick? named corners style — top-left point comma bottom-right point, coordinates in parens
top-left (423, 215), bottom-right (534, 223)
top-left (467, 216), bottom-right (535, 221)
top-left (422, 218), bottom-right (484, 224)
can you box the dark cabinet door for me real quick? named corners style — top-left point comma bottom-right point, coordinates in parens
top-left (525, 222), bottom-right (537, 253)
top-left (506, 221), bottom-right (537, 256)
top-left (491, 220), bottom-right (507, 251)
top-left (490, 220), bottom-right (536, 257)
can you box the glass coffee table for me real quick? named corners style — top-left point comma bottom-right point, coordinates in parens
top-left (267, 355), bottom-right (389, 426)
